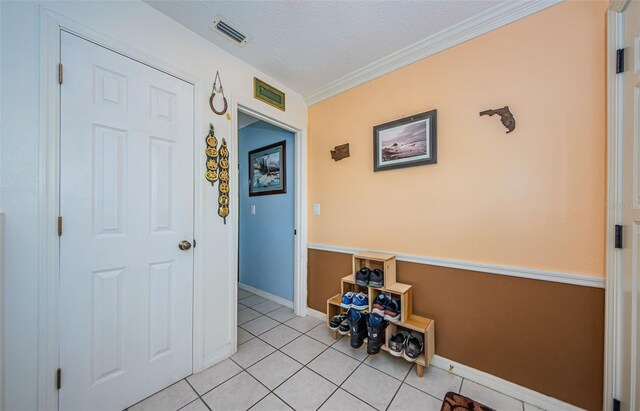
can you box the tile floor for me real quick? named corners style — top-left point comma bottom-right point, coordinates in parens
top-left (128, 289), bottom-right (545, 411)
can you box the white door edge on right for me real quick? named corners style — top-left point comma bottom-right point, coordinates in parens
top-left (618, 1), bottom-right (640, 410)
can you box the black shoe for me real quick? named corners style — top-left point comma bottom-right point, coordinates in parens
top-left (366, 313), bottom-right (388, 355)
top-left (389, 331), bottom-right (406, 357)
top-left (348, 308), bottom-right (367, 348)
top-left (329, 314), bottom-right (347, 330)
top-left (404, 332), bottom-right (424, 362)
top-left (355, 267), bottom-right (371, 286)
top-left (369, 268), bottom-right (384, 288)
top-left (338, 318), bottom-right (350, 335)
top-left (384, 297), bottom-right (401, 323)
top-left (372, 293), bottom-right (389, 316)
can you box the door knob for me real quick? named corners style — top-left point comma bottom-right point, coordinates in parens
top-left (178, 240), bottom-right (192, 250)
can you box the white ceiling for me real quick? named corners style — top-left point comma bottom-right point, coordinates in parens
top-left (145, 0), bottom-right (507, 99)
top-left (237, 111), bottom-right (260, 130)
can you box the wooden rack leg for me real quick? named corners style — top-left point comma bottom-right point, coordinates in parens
top-left (416, 364), bottom-right (424, 377)
top-left (332, 330), bottom-right (338, 340)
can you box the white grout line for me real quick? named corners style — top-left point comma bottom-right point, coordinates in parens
top-left (137, 293), bottom-right (535, 411)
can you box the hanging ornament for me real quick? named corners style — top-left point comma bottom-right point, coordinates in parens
top-left (205, 124), bottom-right (219, 185)
top-left (217, 138), bottom-right (230, 223)
top-left (209, 71), bottom-right (228, 116)
top-left (204, 123), bottom-right (231, 224)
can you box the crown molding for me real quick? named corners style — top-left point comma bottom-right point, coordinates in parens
top-left (304, 0), bottom-right (563, 105)
top-left (307, 243), bottom-right (605, 289)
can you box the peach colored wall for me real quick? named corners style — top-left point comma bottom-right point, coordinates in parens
top-left (308, 1), bottom-right (607, 277)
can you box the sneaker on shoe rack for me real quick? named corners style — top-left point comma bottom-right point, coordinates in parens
top-left (355, 267), bottom-right (371, 286)
top-left (348, 308), bottom-right (367, 348)
top-left (341, 292), bottom-right (355, 309)
top-left (403, 332), bottom-right (424, 362)
top-left (372, 293), bottom-right (388, 316)
top-left (329, 313), bottom-right (347, 330)
top-left (389, 331), bottom-right (406, 357)
top-left (352, 292), bottom-right (369, 311)
top-left (338, 318), bottom-right (350, 335)
top-left (369, 268), bottom-right (384, 288)
top-left (384, 297), bottom-right (401, 323)
top-left (366, 313), bottom-right (388, 355)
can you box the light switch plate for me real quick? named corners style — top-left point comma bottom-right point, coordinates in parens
top-left (251, 205), bottom-right (256, 215)
top-left (313, 203), bottom-right (321, 216)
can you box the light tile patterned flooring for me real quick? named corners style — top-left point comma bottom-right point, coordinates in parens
top-left (129, 289), bottom-right (544, 411)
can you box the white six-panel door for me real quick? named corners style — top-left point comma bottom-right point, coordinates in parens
top-left (59, 31), bottom-right (194, 411)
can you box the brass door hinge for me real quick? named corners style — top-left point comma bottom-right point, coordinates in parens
top-left (56, 368), bottom-right (61, 390)
top-left (59, 63), bottom-right (63, 84)
top-left (57, 217), bottom-right (62, 237)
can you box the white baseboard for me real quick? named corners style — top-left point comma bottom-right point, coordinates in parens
top-left (305, 305), bottom-right (583, 411)
top-left (306, 307), bottom-right (327, 322)
top-left (202, 343), bottom-right (234, 369)
top-left (238, 283), bottom-right (294, 309)
top-left (430, 356), bottom-right (583, 411)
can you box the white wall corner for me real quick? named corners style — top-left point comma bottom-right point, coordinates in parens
top-left (0, 213), bottom-right (4, 410)
top-left (305, 307), bottom-right (326, 322)
top-left (238, 283), bottom-right (294, 309)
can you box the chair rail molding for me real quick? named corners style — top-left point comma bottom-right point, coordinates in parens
top-left (307, 243), bottom-right (605, 289)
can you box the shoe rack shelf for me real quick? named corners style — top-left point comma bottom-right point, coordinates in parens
top-left (326, 252), bottom-right (435, 377)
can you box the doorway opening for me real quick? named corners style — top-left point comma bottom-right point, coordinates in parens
top-left (237, 111), bottom-right (296, 309)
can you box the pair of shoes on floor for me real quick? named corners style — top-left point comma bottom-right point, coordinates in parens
top-left (345, 307), bottom-right (389, 354)
top-left (341, 291), bottom-right (368, 310)
top-left (372, 293), bottom-right (401, 323)
top-left (348, 308), bottom-right (368, 348)
top-left (355, 267), bottom-right (384, 288)
top-left (366, 312), bottom-right (388, 355)
top-left (389, 331), bottom-right (424, 362)
top-left (329, 313), bottom-right (351, 336)
top-left (329, 313), bottom-right (346, 330)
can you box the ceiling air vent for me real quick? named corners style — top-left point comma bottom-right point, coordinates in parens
top-left (209, 16), bottom-right (251, 47)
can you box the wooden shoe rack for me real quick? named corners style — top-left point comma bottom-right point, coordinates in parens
top-left (326, 252), bottom-right (435, 377)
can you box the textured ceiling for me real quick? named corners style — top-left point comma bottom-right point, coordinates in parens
top-left (237, 111), bottom-right (260, 130)
top-left (146, 0), bottom-right (504, 98)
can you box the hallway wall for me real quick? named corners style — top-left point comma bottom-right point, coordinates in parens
top-left (239, 121), bottom-right (295, 302)
top-left (0, 2), bottom-right (307, 409)
top-left (306, 1), bottom-right (607, 409)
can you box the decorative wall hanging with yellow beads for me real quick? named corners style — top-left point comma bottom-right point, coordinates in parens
top-left (205, 123), bottom-right (230, 223)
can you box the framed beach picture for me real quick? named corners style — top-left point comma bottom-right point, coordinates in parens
top-left (249, 141), bottom-right (286, 196)
top-left (373, 109), bottom-right (437, 172)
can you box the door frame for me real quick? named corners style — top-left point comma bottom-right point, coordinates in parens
top-left (231, 103), bottom-right (308, 317)
top-left (38, 8), bottom-right (207, 410)
top-left (605, 1), bottom-right (630, 410)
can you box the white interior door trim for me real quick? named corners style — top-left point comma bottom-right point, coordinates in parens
top-left (38, 8), bottom-right (208, 410)
top-left (231, 102), bottom-right (309, 322)
top-left (604, 1), bottom-right (628, 410)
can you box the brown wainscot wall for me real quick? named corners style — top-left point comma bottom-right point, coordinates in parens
top-left (307, 248), bottom-right (605, 410)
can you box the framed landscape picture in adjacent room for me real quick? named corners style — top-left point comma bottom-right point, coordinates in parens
top-left (373, 109), bottom-right (437, 172)
top-left (249, 140), bottom-right (286, 196)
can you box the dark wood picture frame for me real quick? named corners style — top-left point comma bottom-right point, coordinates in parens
top-left (248, 140), bottom-right (287, 196)
top-left (373, 109), bottom-right (437, 172)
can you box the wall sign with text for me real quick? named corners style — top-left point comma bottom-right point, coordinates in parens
top-left (254, 77), bottom-right (286, 111)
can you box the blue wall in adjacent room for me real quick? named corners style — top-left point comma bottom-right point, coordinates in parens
top-left (239, 120), bottom-right (295, 302)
